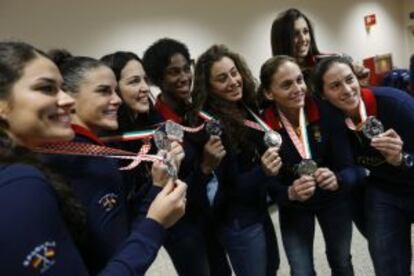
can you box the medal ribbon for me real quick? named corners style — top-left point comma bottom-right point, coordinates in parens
top-left (119, 139), bottom-right (152, 170)
top-left (198, 110), bottom-right (215, 121)
top-left (173, 120), bottom-right (205, 133)
top-left (34, 141), bottom-right (161, 171)
top-left (243, 119), bottom-right (265, 132)
top-left (198, 109), bottom-right (265, 135)
top-left (278, 108), bottom-right (312, 159)
top-left (101, 129), bottom-right (156, 143)
top-left (100, 117), bottom-right (205, 143)
top-left (344, 99), bottom-right (367, 131)
top-left (243, 105), bottom-right (272, 132)
top-left (199, 108), bottom-right (264, 132)
top-left (155, 95), bottom-right (209, 132)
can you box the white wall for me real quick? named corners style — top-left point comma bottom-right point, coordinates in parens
top-left (403, 0), bottom-right (414, 62)
top-left (0, 0), bottom-right (408, 77)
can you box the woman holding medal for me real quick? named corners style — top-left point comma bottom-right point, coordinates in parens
top-left (143, 38), bottom-right (232, 276)
top-left (0, 41), bottom-right (187, 275)
top-left (259, 55), bottom-right (362, 276)
top-left (100, 51), bottom-right (176, 221)
top-left (193, 44), bottom-right (282, 276)
top-left (45, 50), bottom-right (185, 273)
top-left (314, 56), bottom-right (414, 276)
top-left (271, 9), bottom-right (370, 237)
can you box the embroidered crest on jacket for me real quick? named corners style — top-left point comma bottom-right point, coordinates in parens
top-left (98, 193), bottom-right (118, 211)
top-left (23, 241), bottom-right (56, 274)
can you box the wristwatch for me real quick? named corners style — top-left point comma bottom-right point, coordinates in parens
top-left (400, 152), bottom-right (414, 169)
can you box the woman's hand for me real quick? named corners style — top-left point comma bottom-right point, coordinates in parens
top-left (151, 155), bottom-right (171, 188)
top-left (261, 147), bottom-right (282, 176)
top-left (370, 129), bottom-right (403, 166)
top-left (314, 167), bottom-right (338, 191)
top-left (288, 175), bottom-right (316, 202)
top-left (200, 136), bottom-right (226, 174)
top-left (147, 179), bottom-right (187, 229)
top-left (168, 140), bottom-right (185, 171)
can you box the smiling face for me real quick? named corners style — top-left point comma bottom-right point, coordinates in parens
top-left (293, 16), bottom-right (311, 61)
top-left (209, 56), bottom-right (243, 102)
top-left (161, 53), bottom-right (192, 102)
top-left (322, 62), bottom-right (361, 117)
top-left (118, 59), bottom-right (150, 114)
top-left (265, 60), bottom-right (306, 112)
top-left (1, 55), bottom-right (75, 146)
top-left (71, 65), bottom-right (121, 133)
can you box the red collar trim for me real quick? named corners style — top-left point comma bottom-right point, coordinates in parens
top-left (305, 97), bottom-right (320, 123)
top-left (262, 97), bottom-right (320, 130)
top-left (262, 106), bottom-right (282, 131)
top-left (154, 95), bottom-right (183, 124)
top-left (360, 88), bottom-right (378, 117)
top-left (71, 124), bottom-right (104, 146)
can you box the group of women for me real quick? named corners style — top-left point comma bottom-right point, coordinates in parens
top-left (0, 7), bottom-right (413, 276)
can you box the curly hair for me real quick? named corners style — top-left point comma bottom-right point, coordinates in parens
top-left (142, 38), bottom-right (191, 88)
top-left (271, 8), bottom-right (320, 59)
top-left (0, 42), bottom-right (86, 248)
top-left (192, 44), bottom-right (258, 150)
top-left (142, 38), bottom-right (202, 126)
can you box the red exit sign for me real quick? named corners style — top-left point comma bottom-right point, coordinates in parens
top-left (364, 14), bottom-right (376, 27)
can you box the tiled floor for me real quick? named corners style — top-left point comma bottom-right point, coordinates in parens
top-left (146, 209), bottom-right (414, 275)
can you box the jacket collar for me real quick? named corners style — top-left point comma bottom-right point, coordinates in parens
top-left (154, 95), bottom-right (183, 124)
top-left (71, 124), bottom-right (104, 145)
top-left (360, 88), bottom-right (378, 117)
top-left (262, 96), bottom-right (320, 130)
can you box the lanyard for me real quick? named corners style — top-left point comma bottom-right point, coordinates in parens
top-left (34, 140), bottom-right (161, 171)
top-left (344, 99), bottom-right (367, 131)
top-left (278, 108), bottom-right (312, 159)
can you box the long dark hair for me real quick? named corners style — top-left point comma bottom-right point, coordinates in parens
top-left (313, 55), bottom-right (356, 97)
top-left (271, 8), bottom-right (320, 60)
top-left (193, 44), bottom-right (258, 151)
top-left (101, 51), bottom-right (161, 215)
top-left (0, 42), bottom-right (86, 246)
top-left (101, 51), bottom-right (158, 131)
